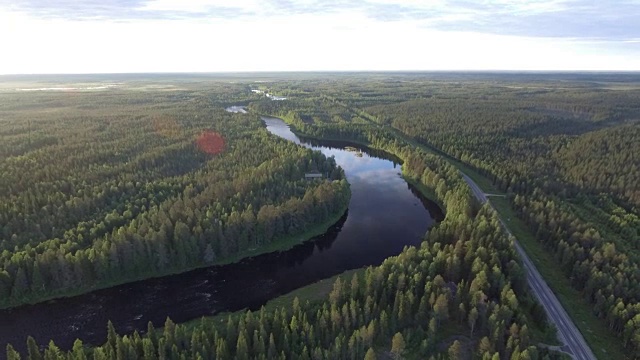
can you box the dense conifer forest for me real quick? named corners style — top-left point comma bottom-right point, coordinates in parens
top-left (6, 99), bottom-right (555, 359)
top-left (2, 73), bottom-right (639, 359)
top-left (0, 82), bottom-right (349, 309)
top-left (250, 73), bottom-right (640, 358)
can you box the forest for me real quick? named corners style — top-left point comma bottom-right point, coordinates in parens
top-left (2, 73), bottom-right (639, 359)
top-left (5, 87), bottom-right (558, 358)
top-left (249, 73), bottom-right (640, 358)
top-left (0, 82), bottom-right (350, 309)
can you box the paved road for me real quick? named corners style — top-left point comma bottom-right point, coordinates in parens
top-left (460, 173), bottom-right (597, 360)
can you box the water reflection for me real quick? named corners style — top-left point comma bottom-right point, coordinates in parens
top-left (0, 115), bottom-right (443, 355)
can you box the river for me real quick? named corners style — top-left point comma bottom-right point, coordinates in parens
top-left (0, 114), bottom-right (443, 354)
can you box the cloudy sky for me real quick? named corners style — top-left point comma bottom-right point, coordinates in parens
top-left (1, 0), bottom-right (638, 73)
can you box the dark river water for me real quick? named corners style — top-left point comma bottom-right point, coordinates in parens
top-left (0, 115), bottom-right (443, 354)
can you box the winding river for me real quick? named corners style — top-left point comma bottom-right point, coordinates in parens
top-left (0, 114), bottom-right (443, 354)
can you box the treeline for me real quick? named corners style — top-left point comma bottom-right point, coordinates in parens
top-left (254, 77), bottom-right (640, 209)
top-left (512, 191), bottom-right (640, 356)
top-left (343, 78), bottom-right (640, 356)
top-left (0, 89), bottom-right (349, 308)
top-left (249, 98), bottom-right (370, 126)
top-left (368, 97), bottom-right (640, 209)
top-left (246, 76), bottom-right (640, 357)
top-left (9, 118), bottom-right (556, 359)
top-left (359, 85), bottom-right (640, 356)
top-left (288, 121), bottom-right (478, 218)
top-left (555, 124), bottom-right (639, 208)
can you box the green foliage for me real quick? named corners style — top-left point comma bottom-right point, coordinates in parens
top-left (12, 91), bottom-right (543, 359)
top-left (364, 347), bottom-right (376, 360)
top-left (252, 74), bottom-right (640, 358)
top-left (0, 85), bottom-right (349, 308)
top-left (7, 74), bottom-right (636, 359)
top-left (391, 332), bottom-right (405, 359)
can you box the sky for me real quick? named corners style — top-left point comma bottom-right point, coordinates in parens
top-left (0, 0), bottom-right (639, 74)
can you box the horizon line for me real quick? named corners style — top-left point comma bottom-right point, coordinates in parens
top-left (3, 69), bottom-right (640, 77)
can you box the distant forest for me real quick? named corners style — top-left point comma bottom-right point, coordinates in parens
top-left (0, 86), bottom-right (349, 309)
top-left (250, 73), bottom-right (640, 358)
top-left (2, 73), bottom-right (639, 359)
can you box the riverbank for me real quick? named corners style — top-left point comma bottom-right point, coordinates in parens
top-left (0, 200), bottom-right (350, 311)
top-left (269, 122), bottom-right (446, 211)
top-left (174, 111), bottom-right (446, 330)
top-left (183, 166), bottom-right (448, 331)
top-left (387, 121), bottom-right (621, 358)
top-left (210, 204), bottom-right (350, 267)
top-left (185, 268), bottom-right (364, 332)
top-left (3, 112), bottom-right (440, 356)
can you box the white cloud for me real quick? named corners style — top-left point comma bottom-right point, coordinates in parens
top-left (0, 2), bottom-right (638, 73)
top-left (365, 0), bottom-right (448, 9)
top-left (485, 0), bottom-right (571, 14)
top-left (137, 0), bottom-right (262, 13)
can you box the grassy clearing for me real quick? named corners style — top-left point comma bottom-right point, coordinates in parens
top-left (447, 158), bottom-right (500, 194)
top-left (183, 269), bottom-right (364, 332)
top-left (263, 268), bottom-right (362, 311)
top-left (490, 197), bottom-right (625, 360)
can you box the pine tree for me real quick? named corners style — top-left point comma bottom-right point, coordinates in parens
top-left (448, 340), bottom-right (464, 360)
top-left (478, 337), bottom-right (492, 355)
top-left (115, 336), bottom-right (126, 360)
top-left (6, 344), bottom-right (21, 360)
top-left (391, 332), bottom-right (405, 359)
top-left (147, 322), bottom-right (158, 348)
top-left (31, 262), bottom-right (45, 294)
top-left (142, 339), bottom-right (155, 360)
top-left (107, 321), bottom-right (118, 351)
top-left (236, 332), bottom-right (249, 360)
top-left (364, 347), bottom-right (376, 360)
top-left (163, 317), bottom-right (176, 349)
top-left (203, 244), bottom-right (216, 263)
top-left (268, 333), bottom-right (277, 359)
top-left (71, 339), bottom-right (86, 360)
top-left (26, 336), bottom-right (41, 360)
top-left (11, 267), bottom-right (29, 299)
top-left (434, 294), bottom-right (449, 325)
top-left (43, 340), bottom-right (62, 360)
top-left (215, 338), bottom-right (229, 360)
top-left (92, 348), bottom-right (108, 360)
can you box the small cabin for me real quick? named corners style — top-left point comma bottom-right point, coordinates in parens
top-left (305, 172), bottom-right (323, 180)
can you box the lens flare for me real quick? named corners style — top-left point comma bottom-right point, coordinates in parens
top-left (196, 131), bottom-right (225, 155)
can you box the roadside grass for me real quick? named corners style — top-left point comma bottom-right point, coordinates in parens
top-left (490, 196), bottom-right (626, 360)
top-left (388, 128), bottom-right (501, 194)
top-left (259, 111), bottom-right (618, 357)
top-left (522, 303), bottom-right (562, 346)
top-left (447, 159), bottom-right (500, 195)
top-left (391, 119), bottom-right (622, 357)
